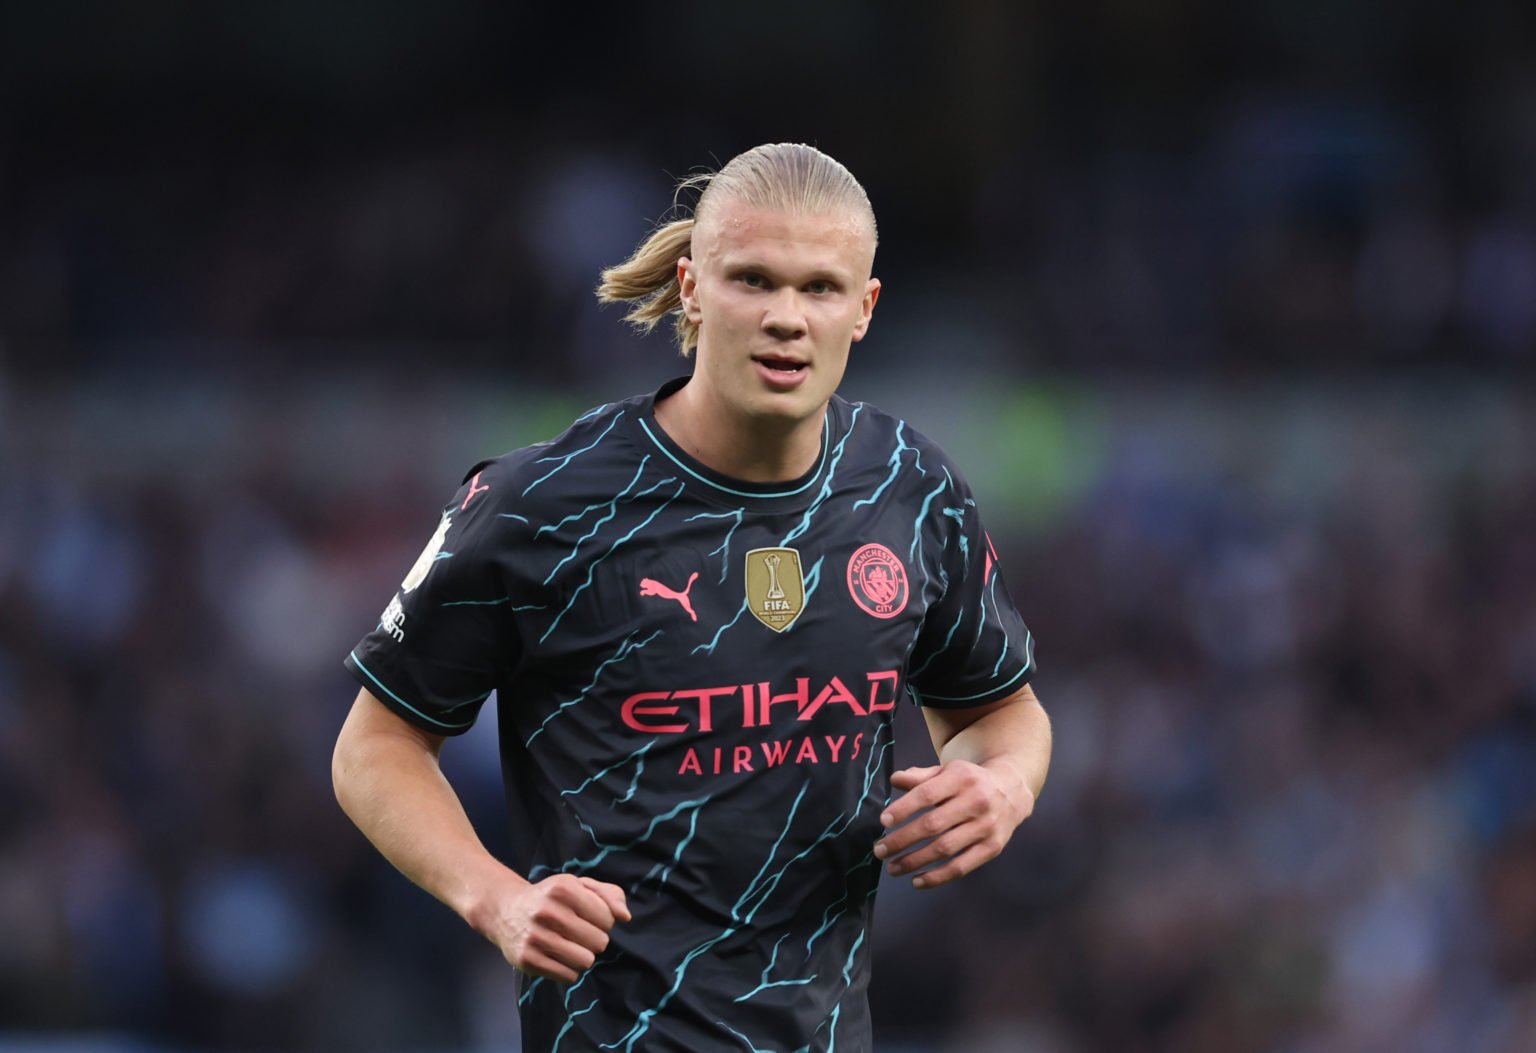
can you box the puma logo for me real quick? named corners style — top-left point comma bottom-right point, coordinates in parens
top-left (640, 572), bottom-right (699, 622)
top-left (462, 471), bottom-right (491, 509)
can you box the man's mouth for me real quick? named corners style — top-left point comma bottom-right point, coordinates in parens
top-left (753, 354), bottom-right (808, 375)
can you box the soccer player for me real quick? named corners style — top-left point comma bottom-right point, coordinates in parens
top-left (333, 142), bottom-right (1052, 1052)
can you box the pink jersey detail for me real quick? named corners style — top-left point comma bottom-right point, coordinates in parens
top-left (640, 571), bottom-right (700, 622)
top-left (462, 471), bottom-right (491, 509)
top-left (846, 543), bottom-right (909, 619)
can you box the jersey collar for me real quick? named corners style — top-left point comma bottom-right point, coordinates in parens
top-left (629, 376), bottom-right (836, 509)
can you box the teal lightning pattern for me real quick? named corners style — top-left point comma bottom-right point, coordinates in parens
top-left (524, 629), bottom-right (664, 746)
top-left (608, 723), bottom-right (895, 1052)
top-left (688, 508), bottom-right (747, 583)
top-left (522, 412), bottom-right (625, 496)
top-left (348, 384), bottom-right (1037, 1052)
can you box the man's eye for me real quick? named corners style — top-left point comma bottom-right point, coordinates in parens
top-left (807, 281), bottom-right (833, 294)
top-left (739, 273), bottom-right (766, 288)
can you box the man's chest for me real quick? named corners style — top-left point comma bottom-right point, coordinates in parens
top-left (508, 492), bottom-right (941, 678)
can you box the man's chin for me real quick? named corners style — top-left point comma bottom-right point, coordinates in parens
top-left (740, 390), bottom-right (825, 426)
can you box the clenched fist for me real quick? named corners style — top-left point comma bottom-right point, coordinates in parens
top-left (470, 873), bottom-right (631, 983)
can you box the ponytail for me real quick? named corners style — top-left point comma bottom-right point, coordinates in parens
top-left (595, 217), bottom-right (700, 355)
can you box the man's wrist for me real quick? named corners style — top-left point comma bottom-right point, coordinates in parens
top-left (981, 756), bottom-right (1035, 827)
top-left (457, 861), bottom-right (530, 936)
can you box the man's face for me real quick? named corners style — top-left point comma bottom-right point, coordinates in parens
top-left (677, 197), bottom-right (880, 428)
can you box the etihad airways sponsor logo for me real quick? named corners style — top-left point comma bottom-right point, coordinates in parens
top-left (678, 732), bottom-right (865, 776)
top-left (620, 670), bottom-right (901, 735)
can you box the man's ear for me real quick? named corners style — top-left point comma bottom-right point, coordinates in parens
top-left (678, 257), bottom-right (702, 324)
top-left (851, 277), bottom-right (881, 342)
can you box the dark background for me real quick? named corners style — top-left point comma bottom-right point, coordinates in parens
top-left (2, 2), bottom-right (1535, 1050)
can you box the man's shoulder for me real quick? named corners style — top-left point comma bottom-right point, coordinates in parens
top-left (831, 394), bottom-right (966, 482)
top-left (461, 394), bottom-right (646, 499)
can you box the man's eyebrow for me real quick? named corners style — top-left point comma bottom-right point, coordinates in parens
top-left (720, 258), bottom-right (849, 283)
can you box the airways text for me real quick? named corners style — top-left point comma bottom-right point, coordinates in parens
top-left (616, 671), bottom-right (900, 778)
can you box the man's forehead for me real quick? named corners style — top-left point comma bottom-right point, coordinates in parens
top-left (696, 199), bottom-right (875, 267)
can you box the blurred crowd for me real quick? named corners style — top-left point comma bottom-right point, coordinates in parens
top-left (4, 1), bottom-right (1536, 1051)
top-left (2, 372), bottom-right (1534, 1053)
top-left (5, 4), bottom-right (1536, 381)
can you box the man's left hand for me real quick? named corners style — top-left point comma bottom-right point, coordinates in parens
top-left (874, 760), bottom-right (1034, 889)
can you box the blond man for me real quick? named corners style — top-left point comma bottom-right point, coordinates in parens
top-left (334, 143), bottom-right (1051, 1052)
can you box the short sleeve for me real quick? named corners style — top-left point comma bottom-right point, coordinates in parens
top-left (344, 460), bottom-right (521, 735)
top-left (906, 469), bottom-right (1035, 708)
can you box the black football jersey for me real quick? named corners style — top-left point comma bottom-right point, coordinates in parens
top-left (345, 377), bottom-right (1036, 1053)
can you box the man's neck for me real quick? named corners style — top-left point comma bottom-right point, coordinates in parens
top-left (653, 384), bottom-right (825, 484)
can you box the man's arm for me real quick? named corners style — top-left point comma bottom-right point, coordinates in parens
top-left (332, 688), bottom-right (630, 982)
top-left (874, 683), bottom-right (1051, 889)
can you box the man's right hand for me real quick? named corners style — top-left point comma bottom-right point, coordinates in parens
top-left (473, 873), bottom-right (632, 984)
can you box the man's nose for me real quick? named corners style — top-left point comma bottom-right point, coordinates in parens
top-left (761, 288), bottom-right (807, 340)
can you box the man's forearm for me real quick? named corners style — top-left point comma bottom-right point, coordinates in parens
top-left (879, 685), bottom-right (1052, 887)
top-left (933, 685), bottom-right (1052, 814)
top-left (332, 694), bottom-right (524, 927)
top-left (335, 690), bottom-right (631, 983)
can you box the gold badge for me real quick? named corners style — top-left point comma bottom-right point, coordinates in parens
top-left (745, 547), bottom-right (806, 632)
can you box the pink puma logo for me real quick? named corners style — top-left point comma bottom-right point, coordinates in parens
top-left (462, 472), bottom-right (490, 509)
top-left (640, 572), bottom-right (699, 622)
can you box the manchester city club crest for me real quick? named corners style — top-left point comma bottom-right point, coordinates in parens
top-left (846, 543), bottom-right (909, 619)
top-left (745, 547), bottom-right (806, 632)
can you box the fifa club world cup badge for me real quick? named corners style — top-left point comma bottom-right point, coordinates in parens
top-left (746, 547), bottom-right (806, 631)
top-left (846, 543), bottom-right (909, 619)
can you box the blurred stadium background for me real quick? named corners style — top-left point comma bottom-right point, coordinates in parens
top-left (3, 2), bottom-right (1535, 1050)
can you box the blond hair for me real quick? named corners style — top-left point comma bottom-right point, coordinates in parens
top-left (595, 143), bottom-right (877, 356)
